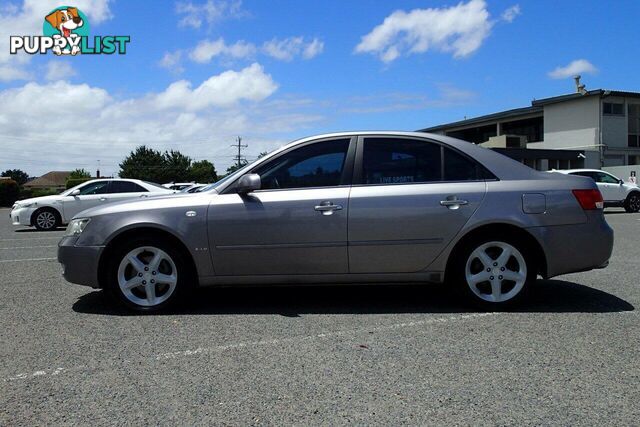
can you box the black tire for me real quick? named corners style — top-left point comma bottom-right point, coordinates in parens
top-left (448, 233), bottom-right (537, 310)
top-left (32, 208), bottom-right (60, 231)
top-left (106, 236), bottom-right (191, 312)
top-left (624, 192), bottom-right (640, 213)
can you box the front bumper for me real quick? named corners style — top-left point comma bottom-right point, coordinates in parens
top-left (10, 207), bottom-right (34, 226)
top-left (58, 236), bottom-right (104, 288)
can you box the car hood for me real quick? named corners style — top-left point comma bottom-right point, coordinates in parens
top-left (15, 194), bottom-right (64, 206)
top-left (74, 191), bottom-right (215, 219)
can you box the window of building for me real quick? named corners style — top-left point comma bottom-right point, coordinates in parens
top-left (629, 155), bottom-right (640, 166)
top-left (255, 139), bottom-right (349, 190)
top-left (500, 117), bottom-right (543, 143)
top-left (604, 102), bottom-right (624, 115)
top-left (628, 104), bottom-right (640, 147)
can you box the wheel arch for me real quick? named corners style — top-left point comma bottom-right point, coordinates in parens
top-left (30, 206), bottom-right (62, 227)
top-left (444, 222), bottom-right (548, 281)
top-left (97, 226), bottom-right (199, 289)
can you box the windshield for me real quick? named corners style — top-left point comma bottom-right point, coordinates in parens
top-left (60, 181), bottom-right (90, 196)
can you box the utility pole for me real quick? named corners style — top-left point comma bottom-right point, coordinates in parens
top-left (231, 136), bottom-right (248, 168)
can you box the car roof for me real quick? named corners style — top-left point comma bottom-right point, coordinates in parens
top-left (557, 169), bottom-right (616, 174)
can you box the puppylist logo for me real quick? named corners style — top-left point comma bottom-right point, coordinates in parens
top-left (10, 6), bottom-right (130, 56)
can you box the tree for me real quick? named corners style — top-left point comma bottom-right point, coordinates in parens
top-left (0, 179), bottom-right (19, 207)
top-left (189, 160), bottom-right (217, 183)
top-left (119, 145), bottom-right (166, 183)
top-left (226, 160), bottom-right (248, 175)
top-left (69, 168), bottom-right (91, 179)
top-left (257, 151), bottom-right (269, 159)
top-left (1, 169), bottom-right (29, 186)
top-left (163, 150), bottom-right (192, 183)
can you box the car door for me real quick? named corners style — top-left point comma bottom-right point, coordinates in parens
top-left (107, 180), bottom-right (151, 203)
top-left (62, 180), bottom-right (111, 219)
top-left (594, 172), bottom-right (624, 201)
top-left (208, 137), bottom-right (355, 276)
top-left (348, 136), bottom-right (488, 273)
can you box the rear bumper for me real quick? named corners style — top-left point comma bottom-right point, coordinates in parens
top-left (58, 236), bottom-right (104, 288)
top-left (528, 212), bottom-right (614, 278)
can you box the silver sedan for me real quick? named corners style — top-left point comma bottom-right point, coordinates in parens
top-left (58, 132), bottom-right (614, 311)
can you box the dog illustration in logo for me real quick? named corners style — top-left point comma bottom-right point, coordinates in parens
top-left (45, 7), bottom-right (83, 55)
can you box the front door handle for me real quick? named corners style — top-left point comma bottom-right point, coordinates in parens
top-left (440, 197), bottom-right (468, 209)
top-left (99, 197), bottom-right (108, 202)
top-left (314, 201), bottom-right (343, 216)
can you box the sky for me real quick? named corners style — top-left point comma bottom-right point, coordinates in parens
top-left (1, 0), bottom-right (639, 177)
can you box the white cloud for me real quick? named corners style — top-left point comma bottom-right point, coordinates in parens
top-left (0, 0), bottom-right (113, 81)
top-left (501, 5), bottom-right (521, 23)
top-left (0, 64), bottom-right (327, 175)
top-left (342, 84), bottom-right (476, 114)
top-left (159, 51), bottom-right (185, 74)
top-left (262, 37), bottom-right (324, 61)
top-left (176, 0), bottom-right (244, 29)
top-left (154, 63), bottom-right (277, 111)
top-left (189, 38), bottom-right (256, 63)
top-left (548, 59), bottom-right (598, 79)
top-left (0, 65), bottom-right (32, 82)
top-left (355, 0), bottom-right (494, 63)
top-left (45, 61), bottom-right (77, 81)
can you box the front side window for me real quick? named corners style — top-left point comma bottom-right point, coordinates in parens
top-left (596, 172), bottom-right (620, 184)
top-left (78, 181), bottom-right (109, 195)
top-left (254, 139), bottom-right (350, 190)
top-left (362, 138), bottom-right (441, 184)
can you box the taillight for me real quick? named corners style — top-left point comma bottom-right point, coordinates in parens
top-left (572, 189), bottom-right (604, 210)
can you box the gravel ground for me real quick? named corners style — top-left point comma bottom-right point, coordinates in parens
top-left (1, 208), bottom-right (638, 425)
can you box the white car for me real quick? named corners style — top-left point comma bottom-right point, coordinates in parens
top-left (179, 183), bottom-right (207, 193)
top-left (162, 182), bottom-right (194, 191)
top-left (10, 179), bottom-right (175, 231)
top-left (554, 169), bottom-right (640, 212)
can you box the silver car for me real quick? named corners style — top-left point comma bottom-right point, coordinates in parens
top-left (58, 132), bottom-right (614, 311)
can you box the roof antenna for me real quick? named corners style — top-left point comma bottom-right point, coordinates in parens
top-left (574, 75), bottom-right (587, 95)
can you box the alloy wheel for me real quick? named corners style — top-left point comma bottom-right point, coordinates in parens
top-left (629, 194), bottom-right (640, 212)
top-left (117, 246), bottom-right (178, 307)
top-left (36, 211), bottom-right (57, 230)
top-left (464, 241), bottom-right (527, 303)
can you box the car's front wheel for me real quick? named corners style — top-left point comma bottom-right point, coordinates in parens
top-left (107, 237), bottom-right (188, 312)
top-left (624, 192), bottom-right (640, 213)
top-left (33, 208), bottom-right (60, 231)
top-left (450, 236), bottom-right (537, 309)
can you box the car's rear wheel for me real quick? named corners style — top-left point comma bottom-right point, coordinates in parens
top-left (33, 208), bottom-right (60, 231)
top-left (107, 237), bottom-right (187, 312)
top-left (450, 236), bottom-right (537, 309)
top-left (624, 192), bottom-right (640, 213)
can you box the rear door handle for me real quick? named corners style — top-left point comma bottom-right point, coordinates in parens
top-left (314, 201), bottom-right (343, 216)
top-left (99, 197), bottom-right (108, 202)
top-left (440, 198), bottom-right (468, 209)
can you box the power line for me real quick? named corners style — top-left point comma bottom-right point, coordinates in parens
top-left (230, 136), bottom-right (248, 168)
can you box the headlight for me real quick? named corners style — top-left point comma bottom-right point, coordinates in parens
top-left (15, 202), bottom-right (34, 208)
top-left (64, 218), bottom-right (91, 236)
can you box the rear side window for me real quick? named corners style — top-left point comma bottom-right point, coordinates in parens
top-left (110, 181), bottom-right (147, 193)
top-left (443, 147), bottom-right (487, 181)
top-left (362, 138), bottom-right (489, 184)
top-left (362, 138), bottom-right (441, 184)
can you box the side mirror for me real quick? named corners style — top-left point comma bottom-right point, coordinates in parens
top-left (236, 174), bottom-right (261, 194)
top-left (70, 189), bottom-right (81, 196)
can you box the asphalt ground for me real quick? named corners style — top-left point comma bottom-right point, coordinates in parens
top-left (1, 208), bottom-right (638, 425)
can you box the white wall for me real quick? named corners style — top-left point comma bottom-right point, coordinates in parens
top-left (542, 96), bottom-right (600, 151)
top-left (603, 165), bottom-right (639, 183)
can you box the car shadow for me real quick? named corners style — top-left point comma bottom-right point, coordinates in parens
top-left (14, 227), bottom-right (65, 233)
top-left (72, 279), bottom-right (634, 317)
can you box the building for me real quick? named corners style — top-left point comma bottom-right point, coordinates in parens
top-left (23, 171), bottom-right (71, 192)
top-left (419, 79), bottom-right (640, 176)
